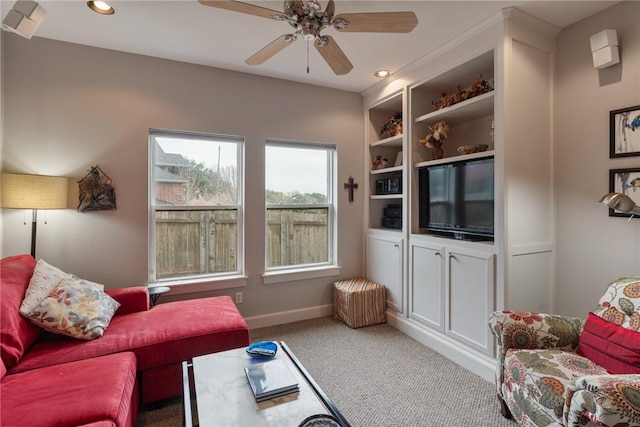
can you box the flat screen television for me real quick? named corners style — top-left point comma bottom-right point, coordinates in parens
top-left (418, 156), bottom-right (494, 240)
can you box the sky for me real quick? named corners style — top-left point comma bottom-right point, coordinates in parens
top-left (157, 137), bottom-right (329, 195)
top-left (266, 145), bottom-right (328, 195)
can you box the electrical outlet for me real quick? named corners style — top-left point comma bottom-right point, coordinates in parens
top-left (235, 292), bottom-right (243, 304)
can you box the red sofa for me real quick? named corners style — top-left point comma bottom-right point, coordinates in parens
top-left (1, 254), bottom-right (250, 426)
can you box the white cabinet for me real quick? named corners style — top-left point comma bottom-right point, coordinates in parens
top-left (366, 232), bottom-right (403, 313)
top-left (446, 246), bottom-right (495, 355)
top-left (410, 241), bottom-right (444, 330)
top-left (410, 239), bottom-right (495, 356)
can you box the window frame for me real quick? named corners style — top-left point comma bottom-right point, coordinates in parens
top-left (148, 128), bottom-right (245, 289)
top-left (263, 139), bottom-right (338, 277)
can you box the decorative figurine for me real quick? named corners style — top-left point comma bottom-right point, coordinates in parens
top-left (379, 112), bottom-right (403, 139)
top-left (432, 75), bottom-right (493, 110)
top-left (372, 155), bottom-right (389, 170)
top-left (419, 120), bottom-right (450, 160)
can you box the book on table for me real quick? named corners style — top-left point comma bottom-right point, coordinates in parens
top-left (244, 359), bottom-right (300, 402)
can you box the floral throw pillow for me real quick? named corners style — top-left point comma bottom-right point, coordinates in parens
top-left (25, 278), bottom-right (120, 340)
top-left (592, 276), bottom-right (640, 331)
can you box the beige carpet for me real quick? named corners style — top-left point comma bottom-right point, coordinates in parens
top-left (136, 316), bottom-right (517, 427)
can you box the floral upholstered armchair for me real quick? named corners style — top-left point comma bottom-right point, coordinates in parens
top-left (489, 277), bottom-right (640, 427)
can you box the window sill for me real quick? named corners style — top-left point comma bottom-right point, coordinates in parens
top-left (151, 275), bottom-right (248, 296)
top-left (262, 265), bottom-right (341, 285)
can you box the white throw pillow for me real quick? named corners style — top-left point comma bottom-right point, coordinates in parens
top-left (19, 259), bottom-right (71, 316)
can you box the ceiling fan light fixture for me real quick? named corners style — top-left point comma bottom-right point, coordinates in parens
top-left (375, 70), bottom-right (391, 78)
top-left (307, 0), bottom-right (321, 13)
top-left (316, 36), bottom-right (329, 47)
top-left (300, 20), bottom-right (321, 40)
top-left (87, 1), bottom-right (115, 15)
top-left (332, 17), bottom-right (349, 30)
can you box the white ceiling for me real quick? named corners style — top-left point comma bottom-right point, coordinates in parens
top-left (2, 0), bottom-right (618, 93)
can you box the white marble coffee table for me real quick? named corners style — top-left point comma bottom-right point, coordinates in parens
top-left (182, 341), bottom-right (348, 427)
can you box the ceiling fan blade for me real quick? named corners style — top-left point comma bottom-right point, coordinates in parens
top-left (197, 0), bottom-right (281, 20)
top-left (333, 12), bottom-right (418, 33)
top-left (315, 36), bottom-right (353, 75)
top-left (246, 34), bottom-right (296, 65)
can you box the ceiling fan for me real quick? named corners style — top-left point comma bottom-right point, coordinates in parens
top-left (198, 0), bottom-right (418, 75)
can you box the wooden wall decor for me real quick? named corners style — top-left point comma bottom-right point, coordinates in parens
top-left (78, 166), bottom-right (117, 212)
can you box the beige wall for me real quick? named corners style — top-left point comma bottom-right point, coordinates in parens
top-left (3, 1), bottom-right (639, 324)
top-left (555, 1), bottom-right (640, 316)
top-left (1, 35), bottom-right (364, 320)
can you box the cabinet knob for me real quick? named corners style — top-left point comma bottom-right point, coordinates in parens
top-left (394, 244), bottom-right (399, 248)
top-left (435, 251), bottom-right (441, 256)
top-left (449, 253), bottom-right (456, 260)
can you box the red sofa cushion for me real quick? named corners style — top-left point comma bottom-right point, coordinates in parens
top-left (106, 286), bottom-right (150, 315)
top-left (11, 295), bottom-right (249, 374)
top-left (578, 312), bottom-right (640, 374)
top-left (0, 254), bottom-right (42, 368)
top-left (1, 352), bottom-right (138, 427)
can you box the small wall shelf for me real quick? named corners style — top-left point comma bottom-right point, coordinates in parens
top-left (370, 134), bottom-right (403, 148)
top-left (370, 194), bottom-right (403, 200)
top-left (371, 165), bottom-right (403, 175)
top-left (414, 150), bottom-right (495, 169)
top-left (414, 92), bottom-right (494, 126)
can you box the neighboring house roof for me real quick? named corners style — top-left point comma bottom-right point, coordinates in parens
top-left (155, 165), bottom-right (188, 183)
top-left (154, 142), bottom-right (189, 183)
top-left (154, 142), bottom-right (189, 206)
top-left (155, 142), bottom-right (190, 167)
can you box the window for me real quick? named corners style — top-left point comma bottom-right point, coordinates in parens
top-left (149, 129), bottom-right (243, 283)
top-left (265, 140), bottom-right (336, 271)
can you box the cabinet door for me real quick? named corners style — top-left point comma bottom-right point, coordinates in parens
top-left (446, 248), bottom-right (495, 356)
top-left (410, 242), bottom-right (445, 330)
top-left (366, 234), bottom-right (403, 313)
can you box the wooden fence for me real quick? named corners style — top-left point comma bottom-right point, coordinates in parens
top-left (266, 209), bottom-right (328, 268)
top-left (155, 209), bottom-right (327, 278)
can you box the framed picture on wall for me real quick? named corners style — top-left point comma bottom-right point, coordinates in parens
top-left (610, 105), bottom-right (640, 158)
top-left (608, 167), bottom-right (640, 218)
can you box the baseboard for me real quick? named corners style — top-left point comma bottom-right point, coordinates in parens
top-left (387, 311), bottom-right (496, 383)
top-left (245, 304), bottom-right (333, 330)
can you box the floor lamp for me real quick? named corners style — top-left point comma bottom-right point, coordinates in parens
top-left (1, 173), bottom-right (68, 257)
top-left (599, 192), bottom-right (640, 219)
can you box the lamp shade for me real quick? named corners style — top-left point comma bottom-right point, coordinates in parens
top-left (1, 173), bottom-right (68, 209)
top-left (599, 192), bottom-right (640, 216)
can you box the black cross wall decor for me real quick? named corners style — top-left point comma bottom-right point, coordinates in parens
top-left (344, 176), bottom-right (358, 202)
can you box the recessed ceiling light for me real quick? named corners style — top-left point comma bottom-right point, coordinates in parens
top-left (87, 1), bottom-right (115, 15)
top-left (374, 70), bottom-right (391, 78)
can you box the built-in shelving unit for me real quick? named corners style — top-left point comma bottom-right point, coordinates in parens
top-left (362, 8), bottom-right (558, 382)
top-left (366, 92), bottom-right (405, 233)
top-left (411, 50), bottom-right (495, 167)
